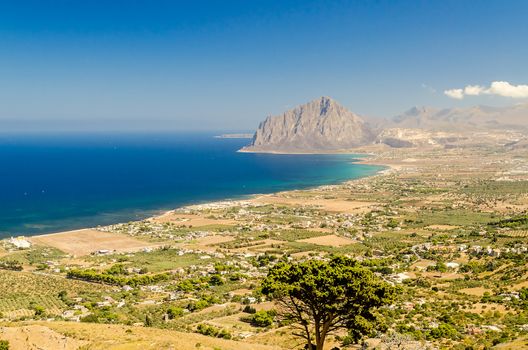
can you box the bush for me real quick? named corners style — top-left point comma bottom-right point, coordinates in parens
top-left (243, 305), bottom-right (256, 314)
top-left (80, 314), bottom-right (99, 323)
top-left (188, 299), bottom-right (211, 312)
top-left (105, 263), bottom-right (127, 275)
top-left (0, 260), bottom-right (23, 271)
top-left (167, 306), bottom-right (184, 319)
top-left (67, 269), bottom-right (170, 286)
top-left (209, 274), bottom-right (224, 286)
top-left (428, 323), bottom-right (458, 340)
top-left (145, 314), bottom-right (153, 327)
top-left (250, 310), bottom-right (274, 327)
top-left (80, 309), bottom-right (119, 323)
top-left (196, 324), bottom-right (232, 339)
top-left (30, 304), bottom-right (45, 317)
top-left (0, 340), bottom-right (8, 350)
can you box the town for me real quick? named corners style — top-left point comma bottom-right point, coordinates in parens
top-left (1, 144), bottom-right (527, 349)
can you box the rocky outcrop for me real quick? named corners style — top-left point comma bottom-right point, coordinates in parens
top-left (240, 97), bottom-right (375, 153)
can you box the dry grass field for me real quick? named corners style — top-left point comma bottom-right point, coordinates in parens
top-left (297, 234), bottom-right (355, 247)
top-left (29, 229), bottom-right (161, 256)
top-left (252, 194), bottom-right (376, 213)
top-left (150, 212), bottom-right (236, 226)
top-left (0, 322), bottom-right (285, 350)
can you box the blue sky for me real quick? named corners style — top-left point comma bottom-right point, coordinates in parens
top-left (1, 0), bottom-right (527, 131)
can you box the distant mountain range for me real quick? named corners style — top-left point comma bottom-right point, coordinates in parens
top-left (240, 97), bottom-right (528, 152)
top-left (388, 104), bottom-right (528, 131)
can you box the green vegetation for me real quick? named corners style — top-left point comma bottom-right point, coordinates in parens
top-left (0, 260), bottom-right (23, 271)
top-left (195, 323), bottom-right (232, 339)
top-left (249, 310), bottom-right (274, 327)
top-left (261, 255), bottom-right (396, 350)
top-left (67, 269), bottom-right (170, 287)
top-left (2, 147), bottom-right (528, 349)
top-left (489, 215), bottom-right (528, 229)
top-left (0, 246), bottom-right (65, 266)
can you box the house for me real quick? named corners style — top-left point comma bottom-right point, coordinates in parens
top-left (8, 237), bottom-right (31, 249)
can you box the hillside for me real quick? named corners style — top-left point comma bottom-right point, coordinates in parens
top-left (1, 144), bottom-right (528, 349)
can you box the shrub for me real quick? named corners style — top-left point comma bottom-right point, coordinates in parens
top-left (196, 324), bottom-right (231, 339)
top-left (0, 340), bottom-right (8, 350)
top-left (67, 269), bottom-right (170, 286)
top-left (250, 310), bottom-right (274, 327)
top-left (243, 305), bottom-right (256, 314)
top-left (0, 260), bottom-right (23, 271)
top-left (31, 304), bottom-right (45, 317)
top-left (188, 299), bottom-right (210, 312)
top-left (167, 306), bottom-right (184, 319)
top-left (428, 323), bottom-right (458, 340)
top-left (208, 274), bottom-right (224, 286)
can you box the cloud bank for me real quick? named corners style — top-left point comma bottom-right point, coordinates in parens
top-left (444, 81), bottom-right (528, 99)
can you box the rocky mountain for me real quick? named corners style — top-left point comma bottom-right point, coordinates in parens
top-left (240, 97), bottom-right (375, 153)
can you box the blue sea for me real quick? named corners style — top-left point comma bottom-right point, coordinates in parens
top-left (0, 133), bottom-right (383, 237)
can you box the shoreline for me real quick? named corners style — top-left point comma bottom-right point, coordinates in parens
top-left (18, 151), bottom-right (392, 243)
top-left (237, 148), bottom-right (375, 155)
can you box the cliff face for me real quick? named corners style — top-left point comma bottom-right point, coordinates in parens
top-left (240, 97), bottom-right (375, 152)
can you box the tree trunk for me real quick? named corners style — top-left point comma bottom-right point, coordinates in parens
top-left (315, 329), bottom-right (325, 350)
top-left (316, 337), bottom-right (325, 350)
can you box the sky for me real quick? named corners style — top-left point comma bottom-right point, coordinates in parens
top-left (1, 0), bottom-right (528, 132)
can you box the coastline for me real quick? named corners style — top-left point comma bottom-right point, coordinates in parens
top-left (22, 150), bottom-right (393, 246)
top-left (237, 148), bottom-right (374, 155)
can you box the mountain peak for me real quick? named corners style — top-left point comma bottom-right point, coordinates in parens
top-left (241, 97), bottom-right (375, 153)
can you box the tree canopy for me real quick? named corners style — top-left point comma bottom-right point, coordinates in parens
top-left (260, 255), bottom-right (396, 350)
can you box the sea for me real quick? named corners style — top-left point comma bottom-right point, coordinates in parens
top-left (0, 132), bottom-right (384, 237)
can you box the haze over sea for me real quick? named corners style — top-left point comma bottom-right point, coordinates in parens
top-left (0, 133), bottom-right (383, 237)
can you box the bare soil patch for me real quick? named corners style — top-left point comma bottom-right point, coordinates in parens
top-left (151, 212), bottom-right (235, 226)
top-left (29, 229), bottom-right (161, 256)
top-left (252, 195), bottom-right (375, 213)
top-left (40, 321), bottom-right (285, 350)
top-left (459, 287), bottom-right (492, 297)
top-left (297, 234), bottom-right (355, 247)
top-left (0, 324), bottom-right (87, 350)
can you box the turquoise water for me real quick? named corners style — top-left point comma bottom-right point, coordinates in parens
top-left (0, 133), bottom-right (383, 237)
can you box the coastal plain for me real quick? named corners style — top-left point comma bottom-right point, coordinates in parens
top-left (1, 143), bottom-right (528, 349)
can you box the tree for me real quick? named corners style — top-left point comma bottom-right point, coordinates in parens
top-left (260, 256), bottom-right (396, 350)
top-left (144, 314), bottom-right (153, 327)
top-left (209, 274), bottom-right (224, 286)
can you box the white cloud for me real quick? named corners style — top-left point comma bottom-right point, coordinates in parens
top-left (486, 81), bottom-right (528, 98)
top-left (444, 88), bottom-right (464, 99)
top-left (463, 85), bottom-right (484, 96)
top-left (444, 81), bottom-right (528, 99)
